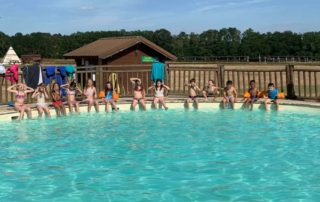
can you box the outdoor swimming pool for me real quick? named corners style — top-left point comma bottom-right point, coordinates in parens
top-left (1, 106), bottom-right (320, 201)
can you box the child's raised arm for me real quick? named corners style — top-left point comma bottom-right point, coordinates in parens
top-left (60, 84), bottom-right (68, 89)
top-left (32, 88), bottom-right (39, 98)
top-left (163, 84), bottom-right (170, 90)
top-left (76, 87), bottom-right (83, 94)
top-left (148, 85), bottom-right (155, 90)
top-left (44, 88), bottom-right (50, 99)
top-left (130, 78), bottom-right (140, 84)
top-left (7, 84), bottom-right (18, 93)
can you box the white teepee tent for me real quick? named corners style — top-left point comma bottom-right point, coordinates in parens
top-left (2, 46), bottom-right (21, 65)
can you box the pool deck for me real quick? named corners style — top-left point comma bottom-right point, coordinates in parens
top-left (0, 97), bottom-right (319, 122)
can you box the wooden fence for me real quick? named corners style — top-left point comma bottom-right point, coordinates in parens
top-left (0, 63), bottom-right (319, 104)
top-left (167, 63), bottom-right (319, 99)
top-left (294, 68), bottom-right (320, 98)
top-left (76, 64), bottom-right (153, 96)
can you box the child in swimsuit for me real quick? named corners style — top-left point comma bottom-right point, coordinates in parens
top-left (102, 82), bottom-right (118, 112)
top-left (185, 78), bottom-right (201, 109)
top-left (51, 82), bottom-right (66, 117)
top-left (202, 80), bottom-right (219, 101)
top-left (83, 79), bottom-right (99, 113)
top-left (62, 81), bottom-right (82, 114)
top-left (7, 83), bottom-right (34, 120)
top-left (223, 80), bottom-right (237, 109)
top-left (264, 83), bottom-right (279, 111)
top-left (32, 83), bottom-right (51, 118)
top-left (130, 78), bottom-right (146, 111)
top-left (243, 80), bottom-right (259, 111)
top-left (148, 79), bottom-right (170, 110)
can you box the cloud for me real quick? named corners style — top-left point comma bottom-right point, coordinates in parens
top-left (79, 6), bottom-right (95, 11)
top-left (195, 0), bottom-right (271, 12)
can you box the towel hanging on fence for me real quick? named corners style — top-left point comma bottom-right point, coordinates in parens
top-left (0, 65), bottom-right (5, 74)
top-left (38, 65), bottom-right (43, 85)
top-left (108, 73), bottom-right (120, 94)
top-left (151, 62), bottom-right (165, 82)
top-left (22, 64), bottom-right (41, 89)
top-left (45, 66), bottom-right (56, 85)
top-left (65, 65), bottom-right (75, 79)
top-left (5, 64), bottom-right (19, 84)
top-left (56, 66), bottom-right (67, 97)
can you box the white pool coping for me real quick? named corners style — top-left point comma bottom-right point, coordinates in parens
top-left (0, 101), bottom-right (319, 122)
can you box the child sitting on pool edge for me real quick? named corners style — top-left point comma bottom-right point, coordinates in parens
top-left (130, 78), bottom-right (146, 111)
top-left (32, 83), bottom-right (51, 118)
top-left (102, 82), bottom-right (118, 112)
top-left (223, 80), bottom-right (237, 109)
top-left (83, 78), bottom-right (99, 113)
top-left (7, 83), bottom-right (34, 120)
top-left (61, 81), bottom-right (83, 114)
top-left (148, 79), bottom-right (170, 110)
top-left (185, 78), bottom-right (201, 109)
top-left (264, 83), bottom-right (279, 111)
top-left (243, 80), bottom-right (259, 111)
top-left (202, 80), bottom-right (219, 101)
top-left (51, 82), bottom-right (66, 117)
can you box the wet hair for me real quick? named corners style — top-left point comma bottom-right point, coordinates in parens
top-left (250, 80), bottom-right (256, 84)
top-left (155, 79), bottom-right (163, 90)
top-left (190, 78), bottom-right (196, 83)
top-left (105, 82), bottom-right (113, 93)
top-left (52, 83), bottom-right (60, 92)
top-left (70, 80), bottom-right (77, 89)
top-left (268, 83), bottom-right (275, 87)
top-left (226, 80), bottom-right (233, 85)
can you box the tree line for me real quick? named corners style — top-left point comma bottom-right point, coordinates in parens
top-left (1, 28), bottom-right (320, 59)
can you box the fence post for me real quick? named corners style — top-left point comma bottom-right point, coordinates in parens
top-left (98, 66), bottom-right (104, 93)
top-left (165, 62), bottom-right (170, 85)
top-left (286, 64), bottom-right (297, 99)
top-left (218, 64), bottom-right (225, 93)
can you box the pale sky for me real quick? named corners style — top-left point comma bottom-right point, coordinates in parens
top-left (0, 0), bottom-right (319, 35)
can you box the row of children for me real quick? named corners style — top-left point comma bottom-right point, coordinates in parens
top-left (7, 77), bottom-right (281, 120)
top-left (7, 78), bottom-right (171, 120)
top-left (184, 78), bottom-right (281, 110)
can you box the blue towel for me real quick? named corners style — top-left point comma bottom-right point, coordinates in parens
top-left (151, 62), bottom-right (165, 82)
top-left (45, 66), bottom-right (56, 85)
top-left (65, 65), bottom-right (75, 79)
top-left (56, 66), bottom-right (67, 97)
top-left (57, 66), bottom-right (67, 78)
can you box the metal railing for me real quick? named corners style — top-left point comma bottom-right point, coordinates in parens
top-left (178, 56), bottom-right (320, 63)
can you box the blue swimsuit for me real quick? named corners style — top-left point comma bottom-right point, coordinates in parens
top-left (105, 91), bottom-right (112, 100)
top-left (268, 89), bottom-right (278, 100)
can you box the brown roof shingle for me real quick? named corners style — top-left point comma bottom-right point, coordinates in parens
top-left (64, 36), bottom-right (177, 60)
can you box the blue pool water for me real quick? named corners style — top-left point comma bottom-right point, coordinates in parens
top-left (1, 107), bottom-right (320, 201)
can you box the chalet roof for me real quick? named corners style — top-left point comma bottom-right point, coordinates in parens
top-left (64, 36), bottom-right (177, 61)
